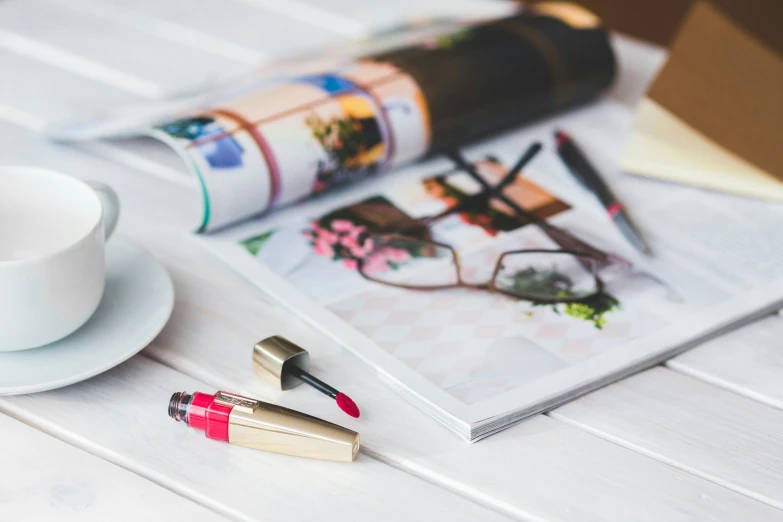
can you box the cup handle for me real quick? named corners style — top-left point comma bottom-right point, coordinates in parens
top-left (87, 181), bottom-right (120, 240)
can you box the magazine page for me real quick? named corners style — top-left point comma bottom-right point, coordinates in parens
top-left (195, 98), bottom-right (783, 439)
top-left (142, 8), bottom-right (615, 232)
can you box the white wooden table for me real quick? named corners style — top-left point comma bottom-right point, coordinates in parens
top-left (1, 1), bottom-right (782, 520)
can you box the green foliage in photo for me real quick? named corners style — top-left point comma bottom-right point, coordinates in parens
top-left (240, 229), bottom-right (276, 256)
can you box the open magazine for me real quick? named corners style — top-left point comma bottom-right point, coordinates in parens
top-left (58, 7), bottom-right (783, 441)
top-left (191, 116), bottom-right (783, 441)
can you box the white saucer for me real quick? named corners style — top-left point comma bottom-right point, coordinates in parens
top-left (0, 238), bottom-right (174, 395)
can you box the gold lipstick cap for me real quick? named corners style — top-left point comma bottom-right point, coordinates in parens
top-left (252, 335), bottom-right (310, 390)
top-left (216, 391), bottom-right (360, 462)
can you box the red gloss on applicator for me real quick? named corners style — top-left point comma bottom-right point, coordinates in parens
top-left (336, 393), bottom-right (360, 419)
top-left (286, 364), bottom-right (361, 418)
top-left (253, 336), bottom-right (361, 419)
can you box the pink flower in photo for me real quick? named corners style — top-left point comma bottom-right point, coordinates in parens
top-left (304, 212), bottom-right (411, 274)
top-left (313, 239), bottom-right (335, 258)
top-left (340, 234), bottom-right (359, 249)
top-left (331, 219), bottom-right (354, 233)
top-left (348, 224), bottom-right (367, 239)
top-left (318, 229), bottom-right (339, 245)
top-left (350, 245), bottom-right (368, 258)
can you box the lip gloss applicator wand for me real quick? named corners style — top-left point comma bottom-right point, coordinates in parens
top-left (253, 336), bottom-right (360, 418)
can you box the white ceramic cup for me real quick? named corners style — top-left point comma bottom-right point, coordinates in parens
top-left (0, 167), bottom-right (120, 351)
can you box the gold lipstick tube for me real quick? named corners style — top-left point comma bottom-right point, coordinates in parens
top-left (169, 390), bottom-right (359, 462)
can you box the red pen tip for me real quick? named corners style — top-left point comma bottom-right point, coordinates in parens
top-left (554, 129), bottom-right (569, 148)
top-left (336, 393), bottom-right (360, 418)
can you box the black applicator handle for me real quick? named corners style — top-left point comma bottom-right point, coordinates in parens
top-left (286, 364), bottom-right (339, 399)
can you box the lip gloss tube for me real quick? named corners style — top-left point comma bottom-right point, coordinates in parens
top-left (168, 390), bottom-right (359, 462)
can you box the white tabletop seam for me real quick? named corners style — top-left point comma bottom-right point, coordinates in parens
top-left (548, 409), bottom-right (783, 513)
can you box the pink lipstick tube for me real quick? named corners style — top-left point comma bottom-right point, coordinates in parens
top-left (169, 390), bottom-right (359, 462)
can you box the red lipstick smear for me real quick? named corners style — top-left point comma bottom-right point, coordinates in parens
top-left (336, 393), bottom-right (360, 418)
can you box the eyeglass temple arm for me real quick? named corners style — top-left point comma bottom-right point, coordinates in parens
top-left (448, 147), bottom-right (611, 264)
top-left (447, 147), bottom-right (546, 225)
top-left (416, 145), bottom-right (543, 229)
top-left (447, 143), bottom-right (541, 194)
top-left (499, 142), bottom-right (543, 187)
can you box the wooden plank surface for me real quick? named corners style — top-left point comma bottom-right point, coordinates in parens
top-left (551, 367), bottom-right (783, 510)
top-left (0, 49), bottom-right (140, 127)
top-left (0, 413), bottom-right (224, 521)
top-left (0, 358), bottom-right (510, 522)
top-left (669, 315), bottom-right (783, 410)
top-left (63, 0), bottom-right (344, 63)
top-left (0, 0), bottom-right (246, 96)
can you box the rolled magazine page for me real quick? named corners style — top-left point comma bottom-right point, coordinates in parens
top-left (150, 5), bottom-right (616, 231)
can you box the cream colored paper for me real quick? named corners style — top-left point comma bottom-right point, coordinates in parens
top-left (621, 98), bottom-right (783, 201)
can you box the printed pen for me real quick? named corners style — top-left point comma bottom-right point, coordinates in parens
top-left (554, 130), bottom-right (652, 256)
